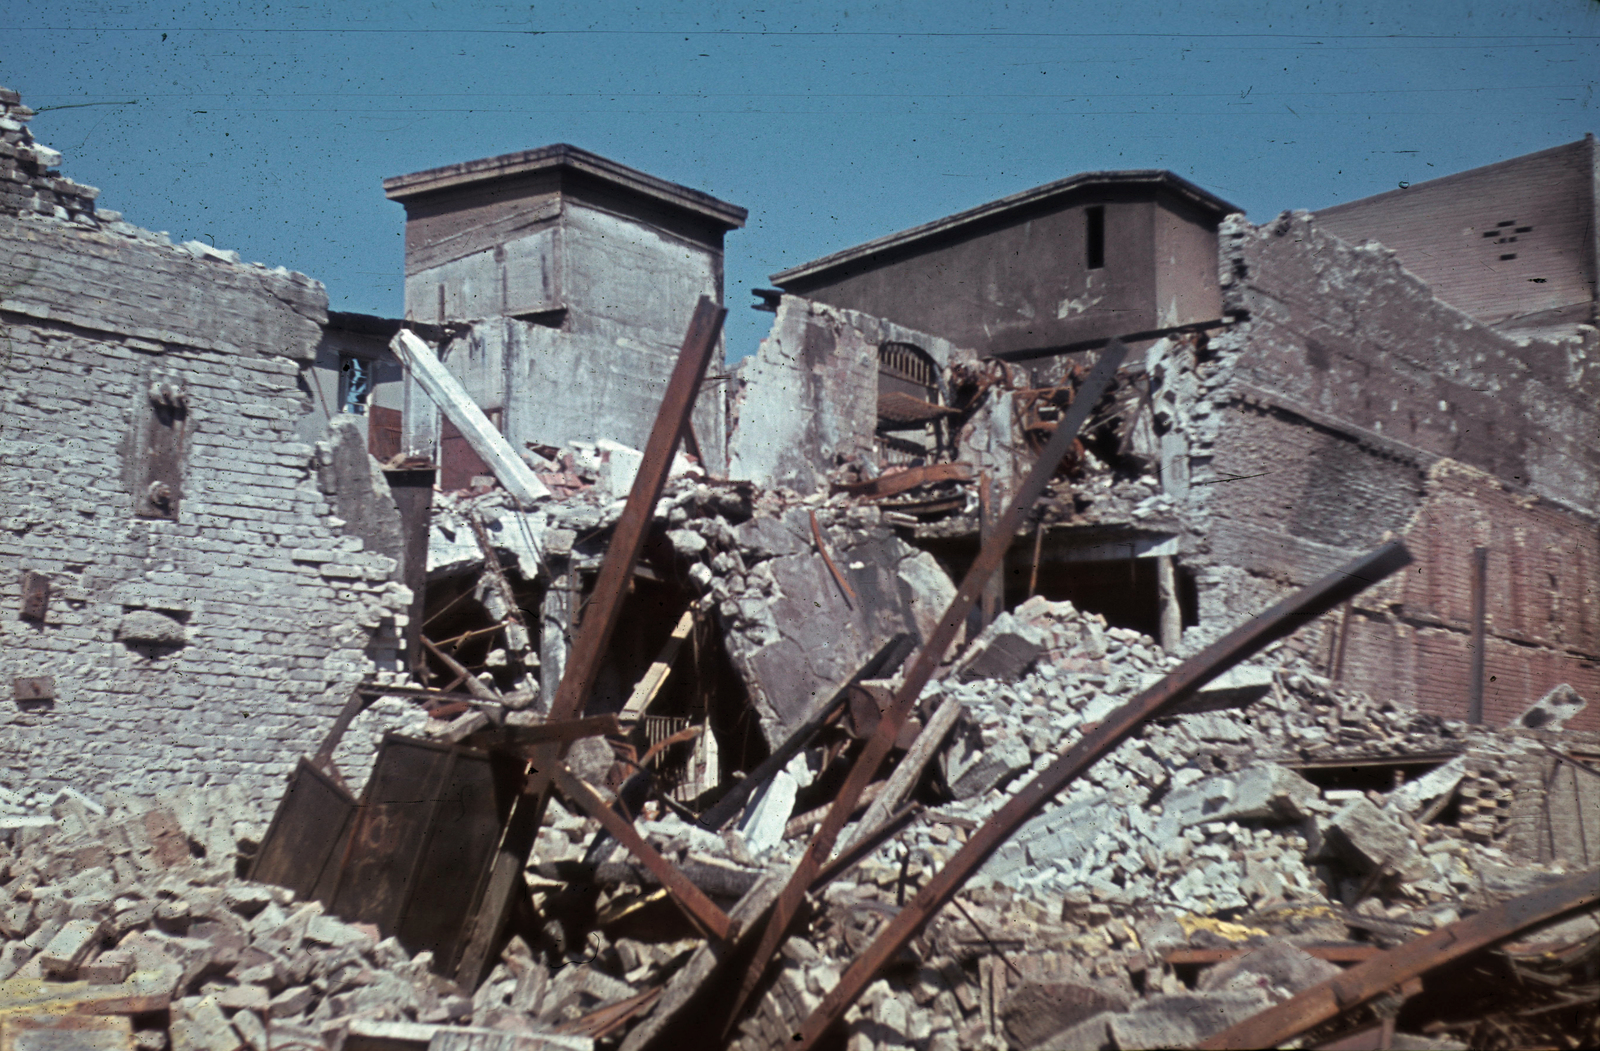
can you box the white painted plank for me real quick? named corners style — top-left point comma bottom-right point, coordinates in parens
top-left (391, 329), bottom-right (551, 505)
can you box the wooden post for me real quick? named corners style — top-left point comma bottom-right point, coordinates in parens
top-left (1156, 555), bottom-right (1182, 652)
top-left (1468, 546), bottom-right (1488, 725)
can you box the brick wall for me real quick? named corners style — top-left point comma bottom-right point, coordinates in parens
top-left (0, 88), bottom-right (408, 808)
top-left (1337, 461), bottom-right (1599, 732)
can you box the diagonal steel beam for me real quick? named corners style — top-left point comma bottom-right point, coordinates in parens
top-left (725, 339), bottom-right (1131, 1031)
top-left (552, 763), bottom-right (733, 943)
top-left (792, 538), bottom-right (1416, 1049)
top-left (454, 296), bottom-right (726, 989)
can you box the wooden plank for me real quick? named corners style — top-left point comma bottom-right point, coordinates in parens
top-left (390, 329), bottom-right (551, 507)
top-left (846, 694), bottom-right (963, 851)
top-left (619, 605), bottom-right (698, 721)
top-left (467, 715), bottom-right (621, 752)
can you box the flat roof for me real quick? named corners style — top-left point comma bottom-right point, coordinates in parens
top-left (772, 169), bottom-right (1240, 286)
top-left (1314, 135), bottom-right (1594, 219)
top-left (383, 143), bottom-right (747, 230)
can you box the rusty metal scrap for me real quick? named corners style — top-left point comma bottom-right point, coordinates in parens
top-left (790, 538), bottom-right (1415, 1050)
top-left (809, 509), bottom-right (859, 609)
top-left (725, 339), bottom-right (1132, 1034)
top-left (1197, 865), bottom-right (1600, 1050)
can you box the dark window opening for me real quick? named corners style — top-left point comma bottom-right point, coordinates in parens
top-left (1086, 206), bottom-right (1106, 270)
top-left (1496, 220), bottom-right (1516, 227)
top-left (1499, 253), bottom-right (1517, 261)
top-left (1003, 555), bottom-right (1198, 639)
top-left (1514, 226), bottom-right (1533, 233)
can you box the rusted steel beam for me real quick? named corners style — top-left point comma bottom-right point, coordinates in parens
top-left (466, 714), bottom-right (621, 751)
top-left (810, 509), bottom-right (859, 609)
top-left (729, 340), bottom-right (1132, 1032)
top-left (1197, 865), bottom-right (1600, 1050)
top-left (1468, 545), bottom-right (1488, 724)
top-left (453, 297), bottom-right (725, 990)
top-left (830, 461), bottom-right (974, 500)
top-left (551, 763), bottom-right (733, 944)
top-left (791, 539), bottom-right (1416, 1050)
top-left (551, 296), bottom-right (725, 723)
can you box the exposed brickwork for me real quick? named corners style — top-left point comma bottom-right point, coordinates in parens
top-left (1333, 461), bottom-right (1599, 732)
top-left (0, 87), bottom-right (407, 808)
top-left (0, 87), bottom-right (99, 222)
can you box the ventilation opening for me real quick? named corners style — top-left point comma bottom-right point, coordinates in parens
top-left (1086, 206), bottom-right (1106, 270)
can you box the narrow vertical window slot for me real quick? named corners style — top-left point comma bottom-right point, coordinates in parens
top-left (1086, 206), bottom-right (1106, 270)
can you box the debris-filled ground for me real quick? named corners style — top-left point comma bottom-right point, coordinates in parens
top-left (4, 470), bottom-right (1596, 1050)
top-left (4, 86), bottom-right (1598, 1050)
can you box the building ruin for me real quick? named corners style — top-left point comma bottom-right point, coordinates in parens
top-left (2, 81), bottom-right (1598, 1051)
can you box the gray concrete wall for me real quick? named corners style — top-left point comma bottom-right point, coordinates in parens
top-left (0, 207), bottom-right (408, 809)
top-left (726, 295), bottom-right (979, 494)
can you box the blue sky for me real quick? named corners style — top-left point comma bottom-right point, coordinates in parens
top-left (4, 2), bottom-right (1598, 360)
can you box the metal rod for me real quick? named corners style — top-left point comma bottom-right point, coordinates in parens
top-left (791, 539), bottom-right (1415, 1049)
top-left (1468, 546), bottom-right (1488, 724)
top-left (729, 339), bottom-right (1132, 1032)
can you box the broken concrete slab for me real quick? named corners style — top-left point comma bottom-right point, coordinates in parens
top-left (1156, 764), bottom-right (1320, 840)
top-left (1384, 756), bottom-right (1467, 818)
top-left (956, 613), bottom-right (1047, 684)
top-left (1512, 683), bottom-right (1587, 732)
top-left (1000, 978), bottom-right (1129, 1049)
top-left (1106, 989), bottom-right (1271, 1049)
top-left (1195, 938), bottom-right (1342, 1002)
top-left (1323, 796), bottom-right (1425, 877)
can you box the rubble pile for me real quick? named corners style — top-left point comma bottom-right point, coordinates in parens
top-left (0, 787), bottom-right (615, 1050)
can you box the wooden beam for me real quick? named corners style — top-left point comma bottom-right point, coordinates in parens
top-left (390, 329), bottom-right (551, 507)
top-left (846, 694), bottom-right (963, 851)
top-left (619, 604), bottom-right (698, 722)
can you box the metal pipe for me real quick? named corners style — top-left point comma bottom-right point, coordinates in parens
top-left (1468, 545), bottom-right (1488, 724)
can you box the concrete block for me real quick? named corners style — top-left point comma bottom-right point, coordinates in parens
top-left (737, 770), bottom-right (798, 857)
top-left (1384, 756), bottom-right (1466, 817)
top-left (1325, 797), bottom-right (1423, 876)
top-left (1197, 939), bottom-right (1342, 1001)
top-left (1001, 980), bottom-right (1128, 1049)
top-left (39, 917), bottom-right (102, 977)
top-left (946, 728), bottom-right (1031, 801)
top-left (83, 948), bottom-right (136, 984)
top-left (268, 984), bottom-right (316, 1019)
top-left (1107, 990), bottom-right (1269, 1049)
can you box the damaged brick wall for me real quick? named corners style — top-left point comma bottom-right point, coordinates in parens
top-left (1185, 211), bottom-right (1600, 730)
top-left (0, 89), bottom-right (408, 808)
top-left (1339, 461), bottom-right (1600, 731)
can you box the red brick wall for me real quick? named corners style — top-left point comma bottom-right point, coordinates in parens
top-left (1339, 461), bottom-right (1600, 732)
